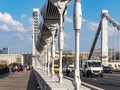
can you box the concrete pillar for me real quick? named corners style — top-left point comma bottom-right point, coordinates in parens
top-left (73, 0), bottom-right (82, 89)
top-left (47, 45), bottom-right (50, 75)
top-left (101, 10), bottom-right (108, 66)
top-left (44, 55), bottom-right (46, 73)
top-left (32, 24), bottom-right (35, 69)
top-left (45, 52), bottom-right (47, 74)
top-left (32, 8), bottom-right (40, 69)
top-left (41, 55), bottom-right (44, 71)
top-left (58, 14), bottom-right (64, 83)
top-left (51, 31), bottom-right (55, 78)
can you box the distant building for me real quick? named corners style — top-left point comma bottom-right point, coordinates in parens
top-left (0, 54), bottom-right (24, 65)
top-left (0, 50), bottom-right (2, 54)
top-left (0, 47), bottom-right (9, 54)
top-left (0, 53), bottom-right (32, 65)
top-left (22, 53), bottom-right (32, 65)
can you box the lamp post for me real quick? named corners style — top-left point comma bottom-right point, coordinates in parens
top-left (73, 0), bottom-right (82, 90)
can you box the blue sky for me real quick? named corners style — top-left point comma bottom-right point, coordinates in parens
top-left (0, 0), bottom-right (120, 54)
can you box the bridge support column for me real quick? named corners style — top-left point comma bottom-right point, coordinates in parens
top-left (101, 10), bottom-right (108, 66)
top-left (73, 0), bottom-right (82, 90)
top-left (32, 25), bottom-right (36, 69)
top-left (32, 56), bottom-right (35, 69)
top-left (47, 45), bottom-right (50, 75)
top-left (45, 52), bottom-right (47, 74)
top-left (51, 31), bottom-right (55, 78)
top-left (44, 54), bottom-right (46, 73)
top-left (58, 14), bottom-right (64, 83)
top-left (42, 56), bottom-right (44, 71)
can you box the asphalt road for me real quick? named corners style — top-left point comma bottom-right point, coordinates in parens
top-left (64, 71), bottom-right (120, 90)
top-left (81, 72), bottom-right (120, 90)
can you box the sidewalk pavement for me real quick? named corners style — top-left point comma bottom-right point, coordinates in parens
top-left (0, 70), bottom-right (38, 90)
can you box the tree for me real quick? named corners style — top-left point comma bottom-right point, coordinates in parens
top-left (62, 56), bottom-right (73, 65)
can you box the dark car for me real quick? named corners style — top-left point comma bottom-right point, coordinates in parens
top-left (103, 66), bottom-right (112, 73)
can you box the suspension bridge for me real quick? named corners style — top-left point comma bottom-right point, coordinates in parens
top-left (1, 0), bottom-right (120, 90)
top-left (32, 0), bottom-right (120, 90)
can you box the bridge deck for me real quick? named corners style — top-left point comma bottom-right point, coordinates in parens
top-left (35, 69), bottom-right (90, 90)
top-left (0, 70), bottom-right (37, 90)
top-left (0, 70), bottom-right (90, 90)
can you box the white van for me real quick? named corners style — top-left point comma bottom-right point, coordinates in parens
top-left (81, 60), bottom-right (103, 77)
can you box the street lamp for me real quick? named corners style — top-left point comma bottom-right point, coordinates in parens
top-left (73, 0), bottom-right (82, 90)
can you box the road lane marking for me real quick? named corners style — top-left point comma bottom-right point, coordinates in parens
top-left (92, 78), bottom-right (97, 81)
top-left (104, 73), bottom-right (120, 76)
top-left (81, 82), bottom-right (104, 90)
top-left (112, 83), bottom-right (120, 86)
top-left (64, 76), bottom-right (104, 90)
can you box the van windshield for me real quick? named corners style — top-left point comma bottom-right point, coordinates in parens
top-left (88, 62), bottom-right (101, 67)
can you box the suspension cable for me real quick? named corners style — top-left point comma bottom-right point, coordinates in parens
top-left (119, 30), bottom-right (120, 60)
top-left (109, 24), bottom-right (113, 62)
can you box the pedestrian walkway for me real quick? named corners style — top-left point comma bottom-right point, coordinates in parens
top-left (35, 69), bottom-right (90, 90)
top-left (0, 70), bottom-right (37, 90)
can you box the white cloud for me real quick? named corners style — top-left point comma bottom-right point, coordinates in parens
top-left (65, 16), bottom-right (73, 23)
top-left (21, 14), bottom-right (27, 19)
top-left (87, 21), bottom-right (99, 31)
top-left (27, 17), bottom-right (33, 31)
top-left (0, 24), bottom-right (9, 31)
top-left (65, 16), bottom-right (88, 24)
top-left (83, 18), bottom-right (119, 36)
top-left (82, 18), bottom-right (87, 23)
top-left (14, 33), bottom-right (32, 41)
top-left (28, 17), bottom-right (33, 24)
top-left (64, 32), bottom-right (71, 38)
top-left (0, 12), bottom-right (26, 32)
top-left (14, 33), bottom-right (25, 40)
top-left (82, 18), bottom-right (99, 31)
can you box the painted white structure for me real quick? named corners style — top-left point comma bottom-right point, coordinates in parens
top-left (73, 0), bottom-right (82, 89)
top-left (32, 8), bottom-right (40, 68)
top-left (32, 0), bottom-right (89, 90)
top-left (101, 10), bottom-right (120, 66)
top-left (101, 10), bottom-right (108, 66)
top-left (37, 0), bottom-right (72, 84)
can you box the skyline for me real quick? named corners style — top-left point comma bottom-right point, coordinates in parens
top-left (0, 0), bottom-right (120, 54)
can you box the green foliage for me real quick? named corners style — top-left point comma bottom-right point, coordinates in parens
top-left (9, 62), bottom-right (19, 67)
top-left (62, 57), bottom-right (73, 65)
top-left (0, 64), bottom-right (6, 69)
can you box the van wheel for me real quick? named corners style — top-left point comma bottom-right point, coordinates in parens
top-left (83, 73), bottom-right (85, 77)
top-left (86, 74), bottom-right (89, 77)
top-left (86, 71), bottom-right (91, 77)
top-left (100, 74), bottom-right (103, 77)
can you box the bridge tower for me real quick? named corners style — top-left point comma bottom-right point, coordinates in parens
top-left (101, 10), bottom-right (108, 66)
top-left (32, 8), bottom-right (40, 68)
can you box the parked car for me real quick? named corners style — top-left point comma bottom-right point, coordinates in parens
top-left (103, 66), bottom-right (112, 73)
